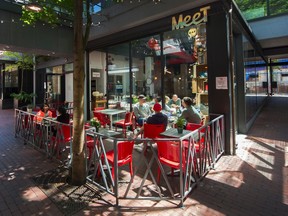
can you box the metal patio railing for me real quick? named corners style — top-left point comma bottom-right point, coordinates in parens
top-left (85, 114), bottom-right (225, 207)
top-left (14, 109), bottom-right (224, 207)
top-left (14, 109), bottom-right (73, 163)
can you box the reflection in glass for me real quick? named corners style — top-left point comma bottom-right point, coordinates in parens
top-left (272, 62), bottom-right (288, 95)
top-left (131, 35), bottom-right (162, 104)
top-left (163, 24), bottom-right (208, 115)
top-left (243, 35), bottom-right (268, 123)
top-left (107, 43), bottom-right (130, 110)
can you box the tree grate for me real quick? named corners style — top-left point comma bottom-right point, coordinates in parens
top-left (31, 166), bottom-right (102, 216)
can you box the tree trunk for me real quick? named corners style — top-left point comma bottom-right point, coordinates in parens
top-left (70, 0), bottom-right (86, 186)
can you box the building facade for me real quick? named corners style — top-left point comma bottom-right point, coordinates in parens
top-left (85, 0), bottom-right (268, 154)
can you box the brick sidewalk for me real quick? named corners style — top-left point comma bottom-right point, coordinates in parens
top-left (0, 109), bottom-right (61, 216)
top-left (1, 97), bottom-right (288, 215)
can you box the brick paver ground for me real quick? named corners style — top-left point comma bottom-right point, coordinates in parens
top-left (1, 97), bottom-right (287, 215)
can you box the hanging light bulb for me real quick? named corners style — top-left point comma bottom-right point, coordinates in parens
top-left (25, 3), bottom-right (43, 12)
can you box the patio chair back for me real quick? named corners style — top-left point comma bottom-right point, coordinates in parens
top-left (93, 111), bottom-right (111, 128)
top-left (101, 141), bottom-right (135, 180)
top-left (186, 123), bottom-right (202, 131)
top-left (114, 112), bottom-right (134, 137)
top-left (156, 140), bottom-right (185, 182)
top-left (143, 123), bottom-right (165, 139)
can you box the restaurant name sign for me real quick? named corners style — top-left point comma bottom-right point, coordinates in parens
top-left (172, 6), bottom-right (211, 30)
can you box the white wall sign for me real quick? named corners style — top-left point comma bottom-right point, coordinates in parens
top-left (91, 68), bottom-right (101, 78)
top-left (216, 76), bottom-right (228, 89)
top-left (92, 72), bottom-right (100, 78)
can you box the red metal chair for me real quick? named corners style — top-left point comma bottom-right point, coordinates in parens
top-left (52, 124), bottom-right (73, 159)
top-left (86, 138), bottom-right (99, 161)
top-left (186, 123), bottom-right (202, 131)
top-left (132, 113), bottom-right (142, 132)
top-left (184, 123), bottom-right (204, 152)
top-left (184, 123), bottom-right (209, 175)
top-left (143, 123), bottom-right (166, 139)
top-left (143, 123), bottom-right (166, 153)
top-left (93, 111), bottom-right (111, 128)
top-left (156, 140), bottom-right (186, 183)
top-left (85, 123), bottom-right (98, 160)
top-left (100, 141), bottom-right (135, 180)
top-left (114, 112), bottom-right (134, 137)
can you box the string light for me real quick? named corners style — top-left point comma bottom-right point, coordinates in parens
top-left (0, 18), bottom-right (73, 29)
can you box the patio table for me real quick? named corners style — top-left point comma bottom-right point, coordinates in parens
top-left (160, 128), bottom-right (193, 138)
top-left (94, 109), bottom-right (126, 129)
top-left (86, 127), bottom-right (122, 138)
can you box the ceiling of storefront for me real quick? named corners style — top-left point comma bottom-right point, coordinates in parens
top-left (0, 0), bottom-right (286, 61)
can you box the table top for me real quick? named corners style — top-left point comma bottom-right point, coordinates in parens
top-left (87, 128), bottom-right (122, 137)
top-left (160, 128), bottom-right (193, 138)
top-left (94, 109), bottom-right (126, 115)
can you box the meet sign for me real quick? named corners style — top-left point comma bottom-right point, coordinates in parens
top-left (172, 6), bottom-right (211, 30)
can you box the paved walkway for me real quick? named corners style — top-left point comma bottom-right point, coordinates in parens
top-left (1, 97), bottom-right (287, 215)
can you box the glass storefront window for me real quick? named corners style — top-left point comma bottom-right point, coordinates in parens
top-left (272, 64), bottom-right (288, 95)
top-left (244, 39), bottom-right (257, 122)
top-left (1, 64), bottom-right (18, 99)
top-left (243, 35), bottom-right (268, 123)
top-left (107, 43), bottom-right (130, 110)
top-left (4, 64), bottom-right (18, 88)
top-left (45, 66), bottom-right (63, 104)
top-left (131, 35), bottom-right (162, 104)
top-left (163, 23), bottom-right (208, 115)
top-left (89, 51), bottom-right (106, 110)
top-left (90, 24), bottom-right (209, 116)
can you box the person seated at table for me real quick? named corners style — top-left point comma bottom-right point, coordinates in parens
top-left (167, 94), bottom-right (181, 112)
top-left (52, 106), bottom-right (70, 136)
top-left (133, 94), bottom-right (151, 126)
top-left (134, 103), bottom-right (168, 138)
top-left (149, 96), bottom-right (161, 105)
top-left (149, 96), bottom-right (161, 111)
top-left (115, 101), bottom-right (126, 110)
top-left (56, 106), bottom-right (70, 124)
top-left (164, 96), bottom-right (171, 112)
top-left (150, 96), bottom-right (171, 112)
top-left (179, 97), bottom-right (202, 125)
top-left (34, 103), bottom-right (53, 123)
top-left (63, 100), bottom-right (69, 109)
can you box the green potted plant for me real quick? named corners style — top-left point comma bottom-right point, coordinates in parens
top-left (10, 91), bottom-right (36, 109)
top-left (175, 117), bottom-right (186, 134)
top-left (90, 117), bottom-right (101, 132)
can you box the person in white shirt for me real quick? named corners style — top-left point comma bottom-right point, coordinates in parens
top-left (133, 94), bottom-right (151, 126)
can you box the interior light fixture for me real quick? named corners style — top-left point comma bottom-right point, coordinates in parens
top-left (25, 3), bottom-right (43, 12)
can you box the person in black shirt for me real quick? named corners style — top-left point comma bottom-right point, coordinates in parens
top-left (52, 106), bottom-right (70, 136)
top-left (56, 106), bottom-right (70, 124)
top-left (134, 103), bottom-right (168, 138)
top-left (147, 103), bottom-right (168, 129)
